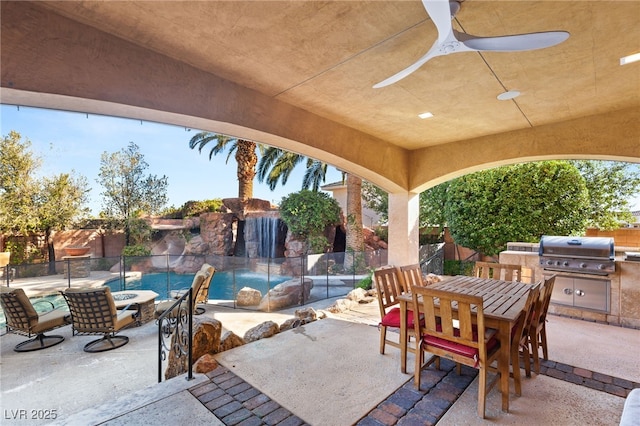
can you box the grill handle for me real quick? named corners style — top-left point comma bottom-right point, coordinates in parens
top-left (567, 239), bottom-right (582, 245)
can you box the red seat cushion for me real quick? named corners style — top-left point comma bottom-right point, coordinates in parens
top-left (380, 307), bottom-right (423, 329)
top-left (423, 327), bottom-right (499, 366)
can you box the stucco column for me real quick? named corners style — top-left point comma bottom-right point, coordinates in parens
top-left (387, 192), bottom-right (420, 266)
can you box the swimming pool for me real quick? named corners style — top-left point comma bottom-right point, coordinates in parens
top-left (104, 270), bottom-right (291, 300)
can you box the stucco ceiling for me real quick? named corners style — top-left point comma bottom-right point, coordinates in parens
top-left (1, 1), bottom-right (639, 192)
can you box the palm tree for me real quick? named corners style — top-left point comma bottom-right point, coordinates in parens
top-left (257, 147), bottom-right (327, 191)
top-left (188, 133), bottom-right (258, 202)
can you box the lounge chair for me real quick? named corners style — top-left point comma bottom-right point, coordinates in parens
top-left (166, 263), bottom-right (215, 315)
top-left (155, 269), bottom-right (208, 318)
top-left (0, 287), bottom-right (70, 352)
top-left (62, 287), bottom-right (136, 352)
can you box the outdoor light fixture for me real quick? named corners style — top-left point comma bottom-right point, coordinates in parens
top-left (418, 112), bottom-right (434, 119)
top-left (497, 90), bottom-right (521, 100)
top-left (620, 52), bottom-right (640, 65)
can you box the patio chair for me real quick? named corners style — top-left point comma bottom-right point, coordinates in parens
top-left (0, 287), bottom-right (70, 352)
top-left (62, 287), bottom-right (136, 352)
top-left (412, 286), bottom-right (501, 419)
top-left (529, 275), bottom-right (556, 374)
top-left (374, 266), bottom-right (419, 356)
top-left (489, 281), bottom-right (540, 397)
top-left (155, 270), bottom-right (207, 318)
top-left (473, 261), bottom-right (522, 282)
top-left (398, 263), bottom-right (426, 289)
top-left (167, 263), bottom-right (215, 314)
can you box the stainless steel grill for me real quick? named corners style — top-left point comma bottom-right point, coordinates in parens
top-left (539, 235), bottom-right (615, 276)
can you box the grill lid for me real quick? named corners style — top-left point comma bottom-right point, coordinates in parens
top-left (539, 236), bottom-right (614, 260)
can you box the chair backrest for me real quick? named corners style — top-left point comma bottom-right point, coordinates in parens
top-left (399, 264), bottom-right (425, 290)
top-left (537, 275), bottom-right (556, 325)
top-left (195, 264), bottom-right (215, 305)
top-left (373, 266), bottom-right (404, 317)
top-left (0, 287), bottom-right (38, 331)
top-left (514, 281), bottom-right (541, 344)
top-left (413, 286), bottom-right (487, 355)
top-left (63, 287), bottom-right (118, 333)
top-left (473, 261), bottom-right (522, 282)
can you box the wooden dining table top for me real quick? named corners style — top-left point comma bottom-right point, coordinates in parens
top-left (399, 275), bottom-right (532, 322)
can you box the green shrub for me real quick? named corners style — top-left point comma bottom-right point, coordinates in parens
top-left (122, 245), bottom-right (151, 257)
top-left (443, 260), bottom-right (475, 276)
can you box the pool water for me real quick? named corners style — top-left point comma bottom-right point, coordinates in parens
top-left (105, 271), bottom-right (291, 300)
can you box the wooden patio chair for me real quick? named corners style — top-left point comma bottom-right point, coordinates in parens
top-left (0, 287), bottom-right (70, 352)
top-left (398, 263), bottom-right (426, 290)
top-left (62, 287), bottom-right (136, 352)
top-left (373, 266), bottom-right (419, 356)
top-left (490, 281), bottom-right (541, 397)
top-left (529, 275), bottom-right (556, 374)
top-left (412, 286), bottom-right (501, 419)
top-left (473, 261), bottom-right (522, 282)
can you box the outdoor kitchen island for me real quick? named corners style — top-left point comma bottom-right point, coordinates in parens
top-left (500, 240), bottom-right (640, 329)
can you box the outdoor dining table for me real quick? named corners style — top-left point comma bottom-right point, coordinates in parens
top-left (398, 275), bottom-right (533, 413)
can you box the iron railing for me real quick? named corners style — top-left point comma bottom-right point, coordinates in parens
top-left (156, 288), bottom-right (193, 383)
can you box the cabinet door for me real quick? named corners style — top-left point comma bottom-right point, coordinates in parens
top-left (550, 275), bottom-right (574, 306)
top-left (573, 277), bottom-right (609, 312)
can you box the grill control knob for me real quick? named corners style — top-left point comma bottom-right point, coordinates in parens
top-left (546, 260), bottom-right (554, 266)
top-left (563, 261), bottom-right (570, 267)
top-left (555, 260), bottom-right (562, 266)
top-left (580, 262), bottom-right (587, 268)
top-left (597, 264), bottom-right (606, 270)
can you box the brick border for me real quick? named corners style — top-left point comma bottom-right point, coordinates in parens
top-left (190, 358), bottom-right (639, 425)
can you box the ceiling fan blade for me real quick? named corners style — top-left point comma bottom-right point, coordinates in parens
top-left (422, 0), bottom-right (457, 43)
top-left (373, 42), bottom-right (442, 88)
top-left (461, 31), bottom-right (570, 52)
top-left (373, 1), bottom-right (458, 88)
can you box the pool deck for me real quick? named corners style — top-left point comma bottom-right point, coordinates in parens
top-left (1, 275), bottom-right (639, 425)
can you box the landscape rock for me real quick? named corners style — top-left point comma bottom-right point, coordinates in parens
top-left (236, 287), bottom-right (262, 306)
top-left (194, 353), bottom-right (219, 374)
top-left (294, 307), bottom-right (317, 324)
top-left (258, 277), bottom-right (313, 311)
top-left (325, 298), bottom-right (356, 313)
top-left (279, 318), bottom-right (302, 332)
top-left (220, 331), bottom-right (246, 351)
top-left (244, 320), bottom-right (279, 343)
top-left (165, 317), bottom-right (222, 380)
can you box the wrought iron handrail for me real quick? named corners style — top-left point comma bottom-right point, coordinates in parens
top-left (156, 288), bottom-right (193, 383)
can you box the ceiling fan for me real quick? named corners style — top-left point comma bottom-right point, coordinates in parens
top-left (373, 0), bottom-right (570, 88)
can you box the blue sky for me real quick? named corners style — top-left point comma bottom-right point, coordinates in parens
top-left (0, 105), bottom-right (344, 215)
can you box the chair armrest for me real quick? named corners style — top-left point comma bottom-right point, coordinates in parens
top-left (620, 388), bottom-right (640, 426)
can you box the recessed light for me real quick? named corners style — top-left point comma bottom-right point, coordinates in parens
top-left (620, 52), bottom-right (640, 65)
top-left (418, 112), bottom-right (434, 119)
top-left (497, 90), bottom-right (521, 101)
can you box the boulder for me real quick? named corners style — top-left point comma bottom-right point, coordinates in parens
top-left (325, 298), bottom-right (357, 313)
top-left (220, 331), bottom-right (246, 352)
top-left (244, 321), bottom-right (279, 343)
top-left (194, 354), bottom-right (219, 374)
top-left (165, 317), bottom-right (222, 380)
top-left (294, 307), bottom-right (317, 324)
top-left (258, 277), bottom-right (313, 311)
top-left (236, 287), bottom-right (262, 306)
top-left (279, 318), bottom-right (302, 332)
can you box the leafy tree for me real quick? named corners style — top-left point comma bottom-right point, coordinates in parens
top-left (279, 190), bottom-right (340, 253)
top-left (39, 173), bottom-right (90, 271)
top-left (189, 133), bottom-right (258, 202)
top-left (1, 131), bottom-right (90, 268)
top-left (570, 160), bottom-right (639, 229)
top-left (445, 161), bottom-right (589, 256)
top-left (0, 131), bottom-right (41, 235)
top-left (97, 142), bottom-right (168, 246)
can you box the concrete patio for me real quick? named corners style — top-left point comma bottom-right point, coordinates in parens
top-left (1, 289), bottom-right (638, 425)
